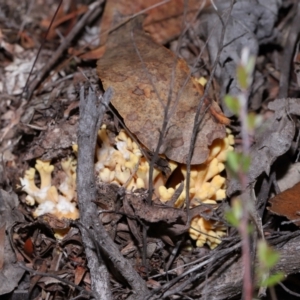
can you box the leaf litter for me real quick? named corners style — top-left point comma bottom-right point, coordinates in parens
top-left (97, 16), bottom-right (228, 165)
top-left (1, 1), bottom-right (300, 299)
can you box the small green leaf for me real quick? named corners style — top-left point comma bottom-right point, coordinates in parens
top-left (245, 56), bottom-right (255, 75)
top-left (224, 95), bottom-right (240, 115)
top-left (266, 252), bottom-right (280, 269)
top-left (225, 198), bottom-right (242, 227)
top-left (226, 151), bottom-right (240, 175)
top-left (247, 113), bottom-right (256, 130)
top-left (225, 210), bottom-right (239, 227)
top-left (258, 241), bottom-right (280, 269)
top-left (247, 223), bottom-right (254, 234)
top-left (247, 112), bottom-right (262, 131)
top-left (237, 65), bottom-right (248, 89)
top-left (241, 155), bottom-right (251, 173)
top-left (226, 152), bottom-right (251, 175)
top-left (260, 272), bottom-right (285, 287)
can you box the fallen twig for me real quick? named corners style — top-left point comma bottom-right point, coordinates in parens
top-left (77, 86), bottom-right (149, 299)
top-left (18, 262), bottom-right (92, 296)
top-left (278, 1), bottom-right (300, 97)
top-left (198, 233), bottom-right (300, 300)
top-left (77, 86), bottom-right (112, 299)
top-left (26, 0), bottom-right (104, 100)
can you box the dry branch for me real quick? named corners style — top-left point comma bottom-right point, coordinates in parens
top-left (77, 86), bottom-right (112, 299)
top-left (278, 2), bottom-right (300, 98)
top-left (77, 86), bottom-right (149, 299)
top-left (26, 0), bottom-right (104, 100)
top-left (200, 233), bottom-right (300, 300)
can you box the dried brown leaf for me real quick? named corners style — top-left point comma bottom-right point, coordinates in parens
top-left (23, 118), bottom-right (78, 161)
top-left (23, 237), bottom-right (34, 258)
top-left (0, 190), bottom-right (25, 295)
top-left (41, 4), bottom-right (87, 40)
top-left (97, 17), bottom-right (226, 164)
top-left (277, 161), bottom-right (300, 192)
top-left (100, 0), bottom-right (210, 45)
top-left (146, 278), bottom-right (161, 289)
top-left (268, 182), bottom-right (300, 226)
top-left (125, 192), bottom-right (213, 225)
top-left (29, 260), bottom-right (48, 294)
top-left (0, 224), bottom-right (5, 270)
top-left (123, 196), bottom-right (143, 245)
top-left (74, 266), bottom-right (87, 286)
top-left (228, 98), bottom-right (300, 196)
top-left (121, 241), bottom-right (137, 256)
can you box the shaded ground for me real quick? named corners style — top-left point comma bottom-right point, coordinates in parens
top-left (1, 0), bottom-right (300, 299)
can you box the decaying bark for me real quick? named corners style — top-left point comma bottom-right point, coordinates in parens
top-left (77, 86), bottom-right (149, 299)
top-left (200, 233), bottom-right (300, 300)
top-left (77, 87), bottom-right (112, 299)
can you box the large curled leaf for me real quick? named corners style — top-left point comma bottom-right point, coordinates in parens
top-left (97, 17), bottom-right (226, 164)
top-left (100, 0), bottom-right (209, 45)
top-left (227, 98), bottom-right (300, 196)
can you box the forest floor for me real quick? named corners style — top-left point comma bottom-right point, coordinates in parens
top-left (1, 1), bottom-right (300, 299)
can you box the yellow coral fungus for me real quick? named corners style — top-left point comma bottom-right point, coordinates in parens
top-left (96, 126), bottom-right (176, 193)
top-left (20, 124), bottom-right (234, 249)
top-left (94, 126), bottom-right (233, 249)
top-left (59, 157), bottom-right (77, 201)
top-left (157, 129), bottom-right (234, 249)
top-left (158, 186), bottom-right (175, 202)
top-left (188, 130), bottom-right (233, 248)
top-left (189, 216), bottom-right (227, 249)
top-left (20, 159), bottom-right (79, 220)
top-left (20, 160), bottom-right (57, 206)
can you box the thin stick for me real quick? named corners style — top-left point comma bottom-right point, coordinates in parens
top-left (25, 0), bottom-right (104, 101)
top-left (18, 262), bottom-right (92, 296)
top-left (185, 1), bottom-right (234, 224)
top-left (77, 86), bottom-right (149, 299)
top-left (278, 2), bottom-right (300, 98)
top-left (22, 0), bottom-right (63, 100)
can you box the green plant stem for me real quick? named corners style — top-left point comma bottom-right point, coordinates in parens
top-left (238, 75), bottom-right (252, 299)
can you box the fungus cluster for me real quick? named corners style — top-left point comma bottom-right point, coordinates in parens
top-left (20, 125), bottom-right (233, 249)
top-left (94, 126), bottom-right (234, 249)
top-left (20, 158), bottom-right (79, 220)
top-left (160, 129), bottom-right (234, 206)
top-left (95, 125), bottom-right (176, 192)
top-left (189, 216), bottom-right (227, 249)
top-left (158, 129), bottom-right (234, 249)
